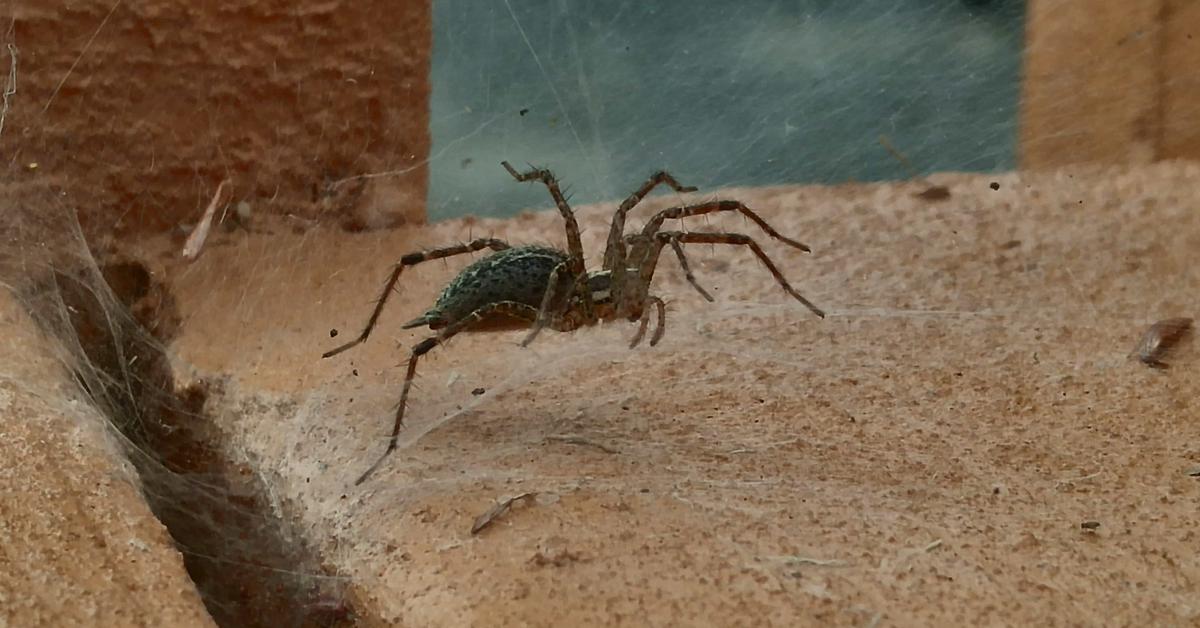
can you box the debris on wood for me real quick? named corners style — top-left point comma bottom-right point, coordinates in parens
top-left (1134, 317), bottom-right (1193, 369)
top-left (914, 185), bottom-right (952, 201)
top-left (545, 434), bottom-right (619, 454)
top-left (182, 179), bottom-right (230, 261)
top-left (470, 492), bottom-right (535, 535)
top-left (781, 556), bottom-right (848, 568)
top-left (1080, 520), bottom-right (1101, 531)
top-left (530, 547), bottom-right (583, 568)
top-left (877, 134), bottom-right (951, 201)
top-left (1054, 470), bottom-right (1101, 488)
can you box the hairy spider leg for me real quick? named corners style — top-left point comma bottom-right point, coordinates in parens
top-left (616, 199), bottom-right (814, 318)
top-left (354, 300), bottom-right (543, 485)
top-left (646, 231), bottom-right (826, 319)
top-left (615, 232), bottom-right (716, 308)
top-left (601, 171), bottom-right (698, 313)
top-left (520, 260), bottom-right (571, 347)
top-left (500, 161), bottom-right (595, 325)
top-left (640, 200), bottom-right (812, 253)
top-left (667, 236), bottom-right (714, 302)
top-left (322, 238), bottom-right (512, 359)
top-left (628, 295), bottom-right (667, 348)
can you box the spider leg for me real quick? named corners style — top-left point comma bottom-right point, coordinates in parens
top-left (602, 171), bottom-right (698, 306)
top-left (620, 232), bottom-right (714, 303)
top-left (500, 161), bottom-right (595, 323)
top-left (520, 260), bottom-right (570, 348)
top-left (640, 201), bottom-right (811, 253)
top-left (666, 236), bottom-right (714, 302)
top-left (323, 238), bottom-right (511, 359)
top-left (354, 300), bottom-right (540, 485)
top-left (654, 231), bottom-right (825, 319)
top-left (628, 295), bottom-right (667, 348)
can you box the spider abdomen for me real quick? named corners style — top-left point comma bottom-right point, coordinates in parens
top-left (412, 245), bottom-right (569, 328)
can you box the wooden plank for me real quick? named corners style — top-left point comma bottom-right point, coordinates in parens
top-left (1019, 0), bottom-right (1163, 168)
top-left (1162, 0), bottom-right (1200, 160)
top-left (7, 1), bottom-right (432, 237)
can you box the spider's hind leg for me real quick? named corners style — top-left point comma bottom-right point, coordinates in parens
top-left (500, 161), bottom-right (595, 324)
top-left (500, 162), bottom-right (585, 267)
top-left (323, 238), bottom-right (511, 359)
top-left (354, 300), bottom-right (540, 485)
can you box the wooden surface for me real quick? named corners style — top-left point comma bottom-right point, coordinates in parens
top-left (1162, 0), bottom-right (1200, 160)
top-left (0, 293), bottom-right (215, 628)
top-left (4, 1), bottom-right (431, 238)
top-left (152, 161), bottom-right (1200, 626)
top-left (1020, 0), bottom-right (1200, 168)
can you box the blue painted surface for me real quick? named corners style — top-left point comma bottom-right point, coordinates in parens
top-left (429, 0), bottom-right (1024, 220)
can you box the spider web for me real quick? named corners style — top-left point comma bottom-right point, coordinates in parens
top-left (428, 0), bottom-right (1023, 220)
top-left (6, 1), bottom-right (1200, 626)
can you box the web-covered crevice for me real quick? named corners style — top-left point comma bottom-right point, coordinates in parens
top-left (0, 200), bottom-right (356, 628)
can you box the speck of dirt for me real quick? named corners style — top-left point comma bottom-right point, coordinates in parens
top-left (915, 185), bottom-right (951, 201)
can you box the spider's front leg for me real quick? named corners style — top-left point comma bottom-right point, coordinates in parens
top-left (623, 231), bottom-right (715, 303)
top-left (607, 233), bottom-right (671, 347)
top-left (354, 300), bottom-right (540, 485)
top-left (625, 201), bottom-right (820, 314)
top-left (628, 295), bottom-right (667, 348)
top-left (639, 200), bottom-right (811, 253)
top-left (652, 231), bottom-right (825, 318)
top-left (601, 170), bottom-right (698, 307)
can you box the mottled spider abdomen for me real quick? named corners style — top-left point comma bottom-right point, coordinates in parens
top-left (404, 245), bottom-right (569, 330)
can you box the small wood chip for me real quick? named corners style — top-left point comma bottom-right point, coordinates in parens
top-left (783, 556), bottom-right (848, 567)
top-left (182, 179), bottom-right (230, 261)
top-left (1134, 317), bottom-right (1193, 369)
top-left (914, 185), bottom-right (951, 201)
top-left (545, 434), bottom-right (619, 454)
top-left (470, 492), bottom-right (535, 535)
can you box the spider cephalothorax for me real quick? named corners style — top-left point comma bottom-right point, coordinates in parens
top-left (324, 162), bottom-right (824, 484)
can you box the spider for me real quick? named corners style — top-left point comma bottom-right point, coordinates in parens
top-left (324, 162), bottom-right (825, 484)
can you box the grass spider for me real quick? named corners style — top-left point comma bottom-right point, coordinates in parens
top-left (324, 162), bottom-right (825, 484)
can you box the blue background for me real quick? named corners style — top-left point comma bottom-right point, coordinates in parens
top-left (428, 0), bottom-right (1025, 220)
